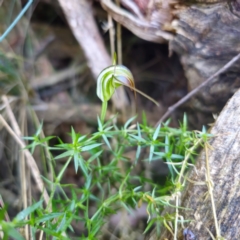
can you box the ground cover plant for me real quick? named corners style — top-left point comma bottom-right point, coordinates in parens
top-left (0, 55), bottom-right (210, 239)
top-left (1, 0), bottom-right (239, 239)
top-left (0, 2), bottom-right (210, 238)
top-left (0, 112), bottom-right (209, 240)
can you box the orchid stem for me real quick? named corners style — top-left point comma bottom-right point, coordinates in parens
top-left (101, 101), bottom-right (108, 123)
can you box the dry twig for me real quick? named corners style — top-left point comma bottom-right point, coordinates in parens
top-left (57, 0), bottom-right (128, 109)
top-left (19, 108), bottom-right (30, 240)
top-left (31, 63), bottom-right (88, 89)
top-left (100, 0), bottom-right (173, 42)
top-left (155, 52), bottom-right (240, 126)
top-left (0, 96), bottom-right (50, 206)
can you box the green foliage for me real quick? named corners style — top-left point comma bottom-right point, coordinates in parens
top-left (0, 112), bottom-right (211, 239)
top-left (0, 55), bottom-right (211, 238)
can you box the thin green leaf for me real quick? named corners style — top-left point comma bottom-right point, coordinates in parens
top-left (36, 122), bottom-right (43, 136)
top-left (149, 145), bottom-right (154, 161)
top-left (22, 136), bottom-right (34, 140)
top-left (71, 127), bottom-right (76, 142)
top-left (37, 226), bottom-right (63, 237)
top-left (102, 134), bottom-right (111, 150)
top-left (55, 150), bottom-right (73, 160)
top-left (154, 152), bottom-right (166, 158)
top-left (56, 213), bottom-right (66, 232)
top-left (202, 125), bottom-right (207, 133)
top-left (81, 143), bottom-right (102, 151)
top-left (165, 157), bottom-right (174, 177)
top-left (15, 200), bottom-right (43, 221)
top-left (78, 135), bottom-right (87, 143)
top-left (74, 152), bottom-right (79, 173)
top-left (142, 111), bottom-right (148, 126)
top-left (171, 154), bottom-right (184, 160)
top-left (153, 123), bottom-right (161, 141)
top-left (182, 113), bottom-right (187, 132)
top-left (164, 118), bottom-right (171, 126)
top-left (133, 186), bottom-right (142, 192)
top-left (113, 52), bottom-right (117, 65)
top-left (136, 145), bottom-right (141, 160)
top-left (56, 157), bottom-right (72, 182)
top-left (97, 116), bottom-right (103, 131)
top-left (78, 156), bottom-right (88, 177)
top-left (137, 123), bottom-right (141, 138)
top-left (128, 134), bottom-right (146, 142)
top-left (165, 135), bottom-right (169, 153)
top-left (144, 218), bottom-right (156, 234)
top-left (124, 115), bottom-right (137, 129)
top-left (35, 212), bottom-right (63, 224)
top-left (5, 225), bottom-right (25, 240)
top-left (88, 151), bottom-right (103, 163)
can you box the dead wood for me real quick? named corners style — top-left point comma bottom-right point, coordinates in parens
top-left (170, 1), bottom-right (240, 113)
top-left (57, 0), bottom-right (128, 109)
top-left (57, 0), bottom-right (111, 79)
top-left (100, 0), bottom-right (174, 43)
top-left (101, 0), bottom-right (240, 120)
top-left (155, 52), bottom-right (240, 126)
top-left (147, 88), bottom-right (240, 239)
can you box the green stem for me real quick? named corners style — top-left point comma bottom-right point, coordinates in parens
top-left (101, 101), bottom-right (108, 123)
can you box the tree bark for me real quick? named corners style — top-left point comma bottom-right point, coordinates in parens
top-left (147, 88), bottom-right (240, 239)
top-left (158, 4), bottom-right (240, 237)
top-left (170, 1), bottom-right (240, 113)
top-left (101, 0), bottom-right (240, 114)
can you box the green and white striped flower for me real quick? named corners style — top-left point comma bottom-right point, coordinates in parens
top-left (96, 61), bottom-right (159, 122)
top-left (97, 65), bottom-right (135, 102)
top-left (97, 64), bottom-right (158, 105)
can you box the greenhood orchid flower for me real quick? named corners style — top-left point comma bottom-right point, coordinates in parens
top-left (96, 58), bottom-right (159, 122)
top-left (97, 65), bottom-right (135, 102)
